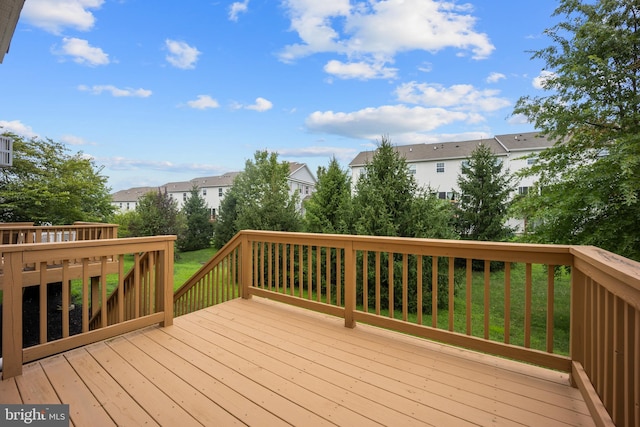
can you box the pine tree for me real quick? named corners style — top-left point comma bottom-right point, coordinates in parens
top-left (455, 143), bottom-right (515, 242)
top-left (303, 157), bottom-right (352, 234)
top-left (178, 186), bottom-right (213, 252)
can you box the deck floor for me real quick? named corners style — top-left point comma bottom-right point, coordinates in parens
top-left (1, 297), bottom-right (595, 426)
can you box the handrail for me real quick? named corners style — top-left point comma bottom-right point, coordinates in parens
top-left (1, 236), bottom-right (175, 379)
top-left (0, 222), bottom-right (119, 244)
top-left (174, 232), bottom-right (243, 316)
top-left (570, 246), bottom-right (640, 427)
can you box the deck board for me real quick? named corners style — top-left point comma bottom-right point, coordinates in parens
top-left (1, 297), bottom-right (596, 427)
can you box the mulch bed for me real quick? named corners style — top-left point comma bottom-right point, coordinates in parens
top-left (0, 282), bottom-right (85, 355)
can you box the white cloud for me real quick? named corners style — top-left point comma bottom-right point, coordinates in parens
top-left (165, 39), bottom-right (201, 69)
top-left (280, 0), bottom-right (494, 79)
top-left (246, 97), bottom-right (273, 112)
top-left (22, 0), bottom-right (104, 34)
top-left (101, 156), bottom-right (224, 174)
top-left (78, 84), bottom-right (152, 97)
top-left (533, 70), bottom-right (555, 89)
top-left (60, 134), bottom-right (93, 145)
top-left (186, 95), bottom-right (220, 110)
top-left (278, 145), bottom-right (358, 164)
top-left (324, 59), bottom-right (397, 80)
top-left (0, 120), bottom-right (38, 138)
top-left (395, 81), bottom-right (510, 112)
top-left (486, 72), bottom-right (506, 83)
top-left (55, 37), bottom-right (109, 66)
top-left (229, 0), bottom-right (249, 21)
top-left (305, 105), bottom-right (468, 139)
top-left (508, 113), bottom-right (530, 125)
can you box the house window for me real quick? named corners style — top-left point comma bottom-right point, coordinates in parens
top-left (462, 160), bottom-right (469, 168)
top-left (211, 208), bottom-right (216, 218)
top-left (119, 203), bottom-right (122, 208)
top-left (408, 165), bottom-right (416, 175)
top-left (202, 189), bottom-right (207, 196)
top-left (527, 157), bottom-right (537, 165)
top-left (183, 193), bottom-right (187, 201)
top-left (438, 192), bottom-right (446, 200)
top-left (126, 202), bottom-right (130, 210)
top-left (219, 188), bottom-right (223, 197)
top-left (519, 186), bottom-right (530, 195)
top-left (436, 162), bottom-right (445, 173)
top-left (305, 186), bottom-right (309, 195)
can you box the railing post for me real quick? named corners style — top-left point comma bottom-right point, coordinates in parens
top-left (161, 241), bottom-right (174, 327)
top-left (241, 233), bottom-right (252, 299)
top-left (344, 241), bottom-right (356, 329)
top-left (570, 264), bottom-right (586, 387)
top-left (2, 252), bottom-right (24, 379)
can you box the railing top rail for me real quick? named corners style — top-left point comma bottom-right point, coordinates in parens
top-left (0, 222), bottom-right (119, 230)
top-left (238, 230), bottom-right (575, 264)
top-left (173, 232), bottom-right (242, 300)
top-left (0, 235), bottom-right (175, 253)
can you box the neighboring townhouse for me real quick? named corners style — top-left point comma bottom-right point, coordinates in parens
top-left (349, 131), bottom-right (555, 231)
top-left (165, 172), bottom-right (241, 219)
top-left (287, 162), bottom-right (317, 211)
top-left (111, 164), bottom-right (316, 217)
top-left (111, 186), bottom-right (157, 212)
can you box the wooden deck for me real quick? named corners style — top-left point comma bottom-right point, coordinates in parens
top-left (0, 297), bottom-right (595, 426)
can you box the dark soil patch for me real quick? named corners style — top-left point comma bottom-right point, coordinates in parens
top-left (0, 282), bottom-right (85, 355)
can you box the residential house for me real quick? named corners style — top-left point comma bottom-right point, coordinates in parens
top-left (0, 0), bottom-right (25, 64)
top-left (112, 164), bottom-right (316, 218)
top-left (349, 131), bottom-right (555, 231)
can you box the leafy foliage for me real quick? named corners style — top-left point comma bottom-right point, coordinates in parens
top-left (353, 136), bottom-right (456, 239)
top-left (512, 0), bottom-right (640, 260)
top-left (0, 133), bottom-right (114, 224)
top-left (456, 143), bottom-right (515, 242)
top-left (303, 157), bottom-right (352, 234)
top-left (129, 188), bottom-right (184, 237)
top-left (213, 150), bottom-right (302, 248)
top-left (178, 185), bottom-right (214, 252)
top-left (352, 136), bottom-right (458, 313)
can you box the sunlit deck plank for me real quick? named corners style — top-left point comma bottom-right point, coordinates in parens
top-left (212, 299), bottom-right (593, 426)
top-left (160, 321), bottom-right (364, 426)
top-left (1, 296), bottom-right (596, 427)
top-left (222, 297), bottom-right (594, 425)
top-left (64, 346), bottom-right (160, 427)
top-left (39, 353), bottom-right (115, 426)
top-left (85, 341), bottom-right (202, 427)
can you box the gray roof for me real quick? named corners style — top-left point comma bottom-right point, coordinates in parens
top-left (189, 171), bottom-right (241, 188)
top-left (349, 131), bottom-right (554, 167)
top-left (0, 0), bottom-right (25, 63)
top-left (111, 187), bottom-right (158, 203)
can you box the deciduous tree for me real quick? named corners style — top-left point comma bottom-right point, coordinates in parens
top-left (0, 133), bottom-right (114, 224)
top-left (512, 0), bottom-right (640, 260)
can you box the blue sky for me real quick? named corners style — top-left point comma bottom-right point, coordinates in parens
top-left (1, 0), bottom-right (559, 191)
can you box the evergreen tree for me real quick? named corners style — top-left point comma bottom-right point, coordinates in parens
top-left (213, 150), bottom-right (302, 247)
top-left (130, 188), bottom-right (184, 237)
top-left (352, 136), bottom-right (455, 239)
top-left (213, 184), bottom-right (239, 249)
top-left (304, 157), bottom-right (352, 234)
top-left (455, 143), bottom-right (515, 242)
top-left (512, 0), bottom-right (640, 260)
top-left (352, 136), bottom-right (457, 313)
top-left (178, 185), bottom-right (214, 252)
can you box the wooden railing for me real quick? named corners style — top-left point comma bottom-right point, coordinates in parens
top-left (174, 233), bottom-right (243, 316)
top-left (0, 236), bottom-right (175, 379)
top-left (174, 230), bottom-right (639, 427)
top-left (0, 221), bottom-right (119, 244)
